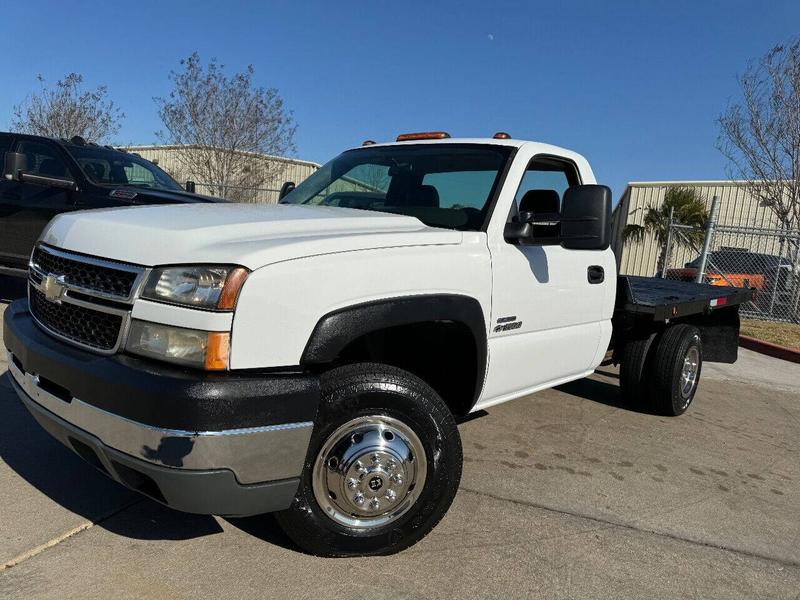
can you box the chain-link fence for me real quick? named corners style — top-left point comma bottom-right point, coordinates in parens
top-left (661, 198), bottom-right (800, 323)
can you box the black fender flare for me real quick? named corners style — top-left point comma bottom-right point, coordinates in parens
top-left (301, 294), bottom-right (488, 406)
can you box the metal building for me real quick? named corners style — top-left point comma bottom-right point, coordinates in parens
top-left (612, 180), bottom-right (787, 276)
top-left (123, 145), bottom-right (320, 203)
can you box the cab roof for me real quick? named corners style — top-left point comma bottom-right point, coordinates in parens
top-left (346, 137), bottom-right (591, 170)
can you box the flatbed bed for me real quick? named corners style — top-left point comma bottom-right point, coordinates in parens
top-left (617, 275), bottom-right (755, 321)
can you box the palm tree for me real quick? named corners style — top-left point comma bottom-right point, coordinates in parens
top-left (623, 187), bottom-right (709, 275)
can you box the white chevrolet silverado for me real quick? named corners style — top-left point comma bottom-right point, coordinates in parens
top-left (3, 132), bottom-right (752, 556)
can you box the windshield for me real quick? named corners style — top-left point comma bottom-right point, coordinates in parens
top-left (279, 144), bottom-right (514, 230)
top-left (67, 146), bottom-right (183, 191)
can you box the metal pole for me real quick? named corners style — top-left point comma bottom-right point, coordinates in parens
top-left (660, 206), bottom-right (675, 278)
top-left (695, 196), bottom-right (719, 284)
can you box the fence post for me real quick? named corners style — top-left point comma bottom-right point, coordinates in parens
top-left (694, 196), bottom-right (719, 284)
top-left (660, 206), bottom-right (675, 278)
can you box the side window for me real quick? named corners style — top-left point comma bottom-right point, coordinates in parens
top-left (15, 141), bottom-right (71, 179)
top-left (511, 157), bottom-right (580, 242)
top-left (0, 133), bottom-right (13, 154)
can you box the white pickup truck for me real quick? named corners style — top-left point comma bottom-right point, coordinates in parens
top-left (3, 132), bottom-right (752, 556)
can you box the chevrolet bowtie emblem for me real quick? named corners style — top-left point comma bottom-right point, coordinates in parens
top-left (42, 274), bottom-right (67, 303)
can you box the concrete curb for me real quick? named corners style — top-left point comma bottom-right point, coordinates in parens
top-left (739, 335), bottom-right (800, 364)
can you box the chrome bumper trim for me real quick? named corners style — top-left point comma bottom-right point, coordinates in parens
top-left (7, 353), bottom-right (313, 484)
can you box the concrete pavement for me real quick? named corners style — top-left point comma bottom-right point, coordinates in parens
top-left (1, 292), bottom-right (799, 598)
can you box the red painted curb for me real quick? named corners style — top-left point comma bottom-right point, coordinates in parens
top-left (739, 335), bottom-right (800, 364)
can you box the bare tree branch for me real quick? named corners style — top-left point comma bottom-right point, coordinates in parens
top-left (718, 39), bottom-right (800, 232)
top-left (154, 53), bottom-right (297, 202)
top-left (12, 73), bottom-right (123, 143)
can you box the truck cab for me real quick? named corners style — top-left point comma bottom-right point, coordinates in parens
top-left (3, 132), bottom-right (746, 557)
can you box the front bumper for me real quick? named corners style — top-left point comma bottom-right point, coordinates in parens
top-left (3, 300), bottom-right (320, 517)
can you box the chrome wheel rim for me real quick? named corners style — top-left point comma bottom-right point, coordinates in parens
top-left (312, 415), bottom-right (427, 529)
top-left (680, 346), bottom-right (700, 402)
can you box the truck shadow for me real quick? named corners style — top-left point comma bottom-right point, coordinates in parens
top-left (223, 515), bottom-right (301, 552)
top-left (555, 374), bottom-right (659, 415)
top-left (0, 275), bottom-right (26, 303)
top-left (0, 370), bottom-right (223, 542)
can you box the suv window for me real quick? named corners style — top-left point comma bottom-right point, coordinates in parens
top-left (15, 141), bottom-right (70, 179)
top-left (0, 133), bottom-right (13, 154)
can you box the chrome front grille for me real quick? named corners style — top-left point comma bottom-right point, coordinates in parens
top-left (28, 245), bottom-right (146, 354)
top-left (29, 286), bottom-right (124, 351)
top-left (31, 245), bottom-right (142, 301)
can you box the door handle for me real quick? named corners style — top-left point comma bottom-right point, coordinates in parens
top-left (587, 265), bottom-right (605, 284)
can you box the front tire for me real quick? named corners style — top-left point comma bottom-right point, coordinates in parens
top-left (275, 363), bottom-right (462, 557)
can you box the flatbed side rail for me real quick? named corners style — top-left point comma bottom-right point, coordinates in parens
top-left (616, 276), bottom-right (755, 322)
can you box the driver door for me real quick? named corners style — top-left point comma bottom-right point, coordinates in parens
top-left (480, 156), bottom-right (610, 405)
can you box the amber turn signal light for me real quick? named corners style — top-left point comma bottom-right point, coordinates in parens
top-left (217, 267), bottom-right (249, 310)
top-left (396, 131), bottom-right (451, 142)
top-left (493, 132), bottom-right (511, 139)
top-left (205, 332), bottom-right (230, 370)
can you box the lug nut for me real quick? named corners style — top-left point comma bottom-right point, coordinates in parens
top-left (353, 493), bottom-right (365, 505)
top-left (347, 478), bottom-right (359, 489)
top-left (369, 498), bottom-right (381, 510)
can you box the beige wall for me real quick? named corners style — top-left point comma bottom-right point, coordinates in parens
top-left (124, 145), bottom-right (320, 203)
top-left (613, 181), bottom-right (785, 276)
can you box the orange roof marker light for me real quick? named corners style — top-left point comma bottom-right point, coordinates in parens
top-left (396, 131), bottom-right (451, 142)
top-left (493, 132), bottom-right (512, 139)
top-left (362, 140), bottom-right (376, 146)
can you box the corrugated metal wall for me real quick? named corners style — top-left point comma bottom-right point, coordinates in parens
top-left (614, 181), bottom-right (785, 276)
top-left (123, 145), bottom-right (320, 203)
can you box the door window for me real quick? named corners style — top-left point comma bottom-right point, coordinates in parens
top-left (0, 133), bottom-right (13, 154)
top-left (511, 157), bottom-right (580, 243)
top-left (15, 141), bottom-right (70, 179)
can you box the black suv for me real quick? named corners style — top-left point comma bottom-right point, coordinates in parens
top-left (1, 132), bottom-right (216, 276)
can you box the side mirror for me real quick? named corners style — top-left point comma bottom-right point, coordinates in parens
top-left (185, 180), bottom-right (196, 193)
top-left (3, 152), bottom-right (27, 181)
top-left (278, 181), bottom-right (296, 201)
top-left (4, 151), bottom-right (76, 191)
top-left (503, 221), bottom-right (532, 242)
top-left (560, 184), bottom-right (612, 250)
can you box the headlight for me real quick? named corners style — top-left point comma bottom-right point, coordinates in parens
top-left (126, 319), bottom-right (230, 370)
top-left (142, 265), bottom-right (249, 310)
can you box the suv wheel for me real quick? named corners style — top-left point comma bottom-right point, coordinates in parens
top-left (275, 363), bottom-right (462, 556)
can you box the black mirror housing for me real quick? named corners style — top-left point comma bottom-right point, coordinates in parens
top-left (185, 180), bottom-right (196, 193)
top-left (3, 152), bottom-right (27, 181)
top-left (278, 181), bottom-right (296, 201)
top-left (560, 185), bottom-right (612, 250)
top-left (504, 221), bottom-right (532, 242)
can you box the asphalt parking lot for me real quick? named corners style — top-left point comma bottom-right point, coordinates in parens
top-left (1, 281), bottom-right (799, 599)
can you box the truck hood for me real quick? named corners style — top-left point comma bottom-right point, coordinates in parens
top-left (40, 203), bottom-right (462, 269)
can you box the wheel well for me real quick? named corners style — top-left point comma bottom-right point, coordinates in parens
top-left (330, 321), bottom-right (479, 417)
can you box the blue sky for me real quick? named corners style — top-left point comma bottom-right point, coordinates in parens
top-left (1, 0), bottom-right (799, 199)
